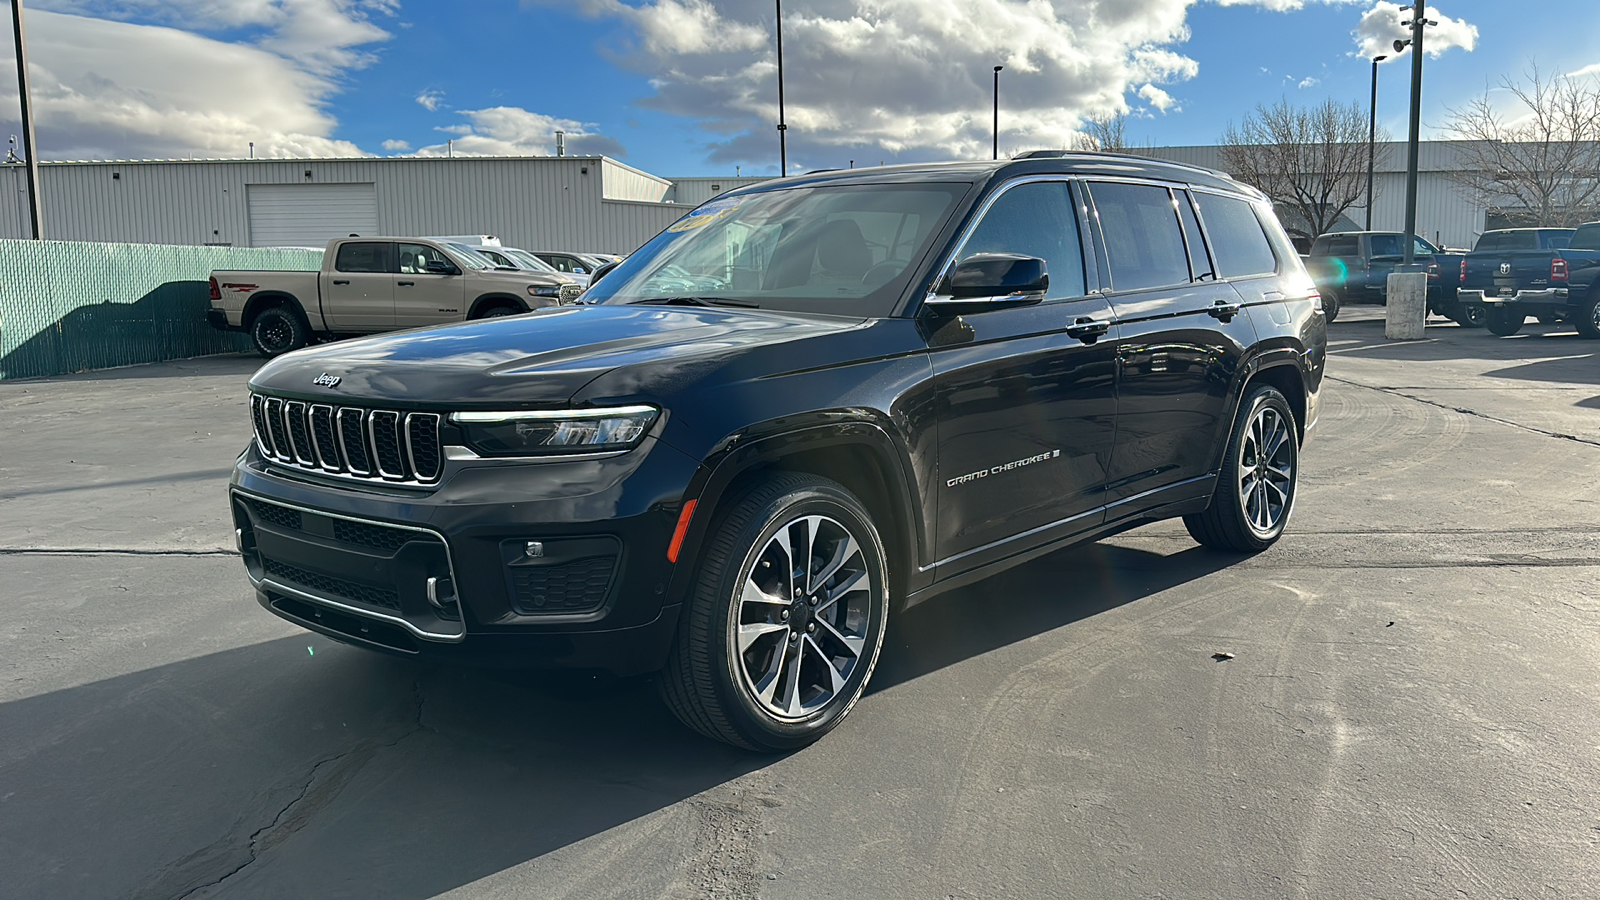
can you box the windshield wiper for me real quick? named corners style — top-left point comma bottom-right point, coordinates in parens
top-left (630, 296), bottom-right (760, 309)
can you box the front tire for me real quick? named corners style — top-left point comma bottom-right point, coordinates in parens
top-left (1484, 307), bottom-right (1525, 336)
top-left (249, 306), bottom-right (308, 357)
top-left (1185, 385), bottom-right (1299, 553)
top-left (660, 473), bottom-right (890, 751)
top-left (1575, 293), bottom-right (1600, 340)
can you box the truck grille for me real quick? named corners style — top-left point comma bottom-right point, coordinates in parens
top-left (251, 394), bottom-right (443, 485)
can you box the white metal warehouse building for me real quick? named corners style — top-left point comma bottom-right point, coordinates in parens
top-left (0, 142), bottom-right (1564, 254)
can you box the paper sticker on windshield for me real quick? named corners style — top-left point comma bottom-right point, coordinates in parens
top-left (667, 199), bottom-right (740, 233)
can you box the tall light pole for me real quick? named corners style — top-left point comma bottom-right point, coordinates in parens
top-left (992, 66), bottom-right (1003, 160)
top-left (1364, 54), bottom-right (1387, 231)
top-left (1385, 1), bottom-right (1435, 341)
top-left (775, 0), bottom-right (787, 176)
top-left (11, 0), bottom-right (43, 240)
top-left (1399, 1), bottom-right (1433, 267)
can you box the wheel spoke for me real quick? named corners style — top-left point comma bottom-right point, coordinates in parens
top-left (738, 621), bottom-right (788, 653)
top-left (740, 579), bottom-right (787, 608)
top-left (814, 568), bottom-right (866, 616)
top-left (780, 641), bottom-right (804, 716)
top-left (809, 533), bottom-right (859, 596)
top-left (774, 526), bottom-right (798, 602)
top-left (816, 615), bottom-right (865, 661)
top-left (752, 635), bottom-right (789, 707)
top-left (804, 634), bottom-right (847, 695)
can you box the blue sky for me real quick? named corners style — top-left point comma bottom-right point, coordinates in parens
top-left (3, 1), bottom-right (1597, 177)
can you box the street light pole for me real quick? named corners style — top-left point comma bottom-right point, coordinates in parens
top-left (11, 0), bottom-right (43, 240)
top-left (1401, 1), bottom-right (1427, 267)
top-left (1386, 1), bottom-right (1434, 340)
top-left (1365, 54), bottom-right (1387, 231)
top-left (776, 0), bottom-right (787, 177)
top-left (992, 66), bottom-right (1003, 160)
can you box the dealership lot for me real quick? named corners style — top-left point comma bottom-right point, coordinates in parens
top-left (3, 312), bottom-right (1598, 899)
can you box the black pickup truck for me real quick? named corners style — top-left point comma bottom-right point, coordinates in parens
top-left (1458, 224), bottom-right (1599, 337)
top-left (1303, 231), bottom-right (1467, 324)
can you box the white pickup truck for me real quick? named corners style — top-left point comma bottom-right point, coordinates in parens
top-left (208, 237), bottom-right (584, 356)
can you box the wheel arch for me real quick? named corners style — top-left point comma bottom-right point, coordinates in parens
top-left (468, 293), bottom-right (529, 319)
top-left (242, 292), bottom-right (313, 332)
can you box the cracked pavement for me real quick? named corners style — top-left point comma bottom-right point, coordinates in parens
top-left (3, 311), bottom-right (1599, 899)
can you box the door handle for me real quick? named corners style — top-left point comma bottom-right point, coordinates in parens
top-left (331, 279), bottom-right (350, 285)
top-left (1262, 291), bottom-right (1283, 301)
top-left (397, 280), bottom-right (415, 287)
top-left (1066, 317), bottom-right (1111, 343)
top-left (1207, 300), bottom-right (1242, 321)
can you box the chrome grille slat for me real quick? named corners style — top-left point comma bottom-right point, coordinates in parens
top-left (251, 393), bottom-right (441, 485)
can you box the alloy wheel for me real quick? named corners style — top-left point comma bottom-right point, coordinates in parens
top-left (734, 514), bottom-right (872, 720)
top-left (1238, 406), bottom-right (1294, 537)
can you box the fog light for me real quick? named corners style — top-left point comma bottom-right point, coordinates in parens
top-left (524, 541), bottom-right (545, 558)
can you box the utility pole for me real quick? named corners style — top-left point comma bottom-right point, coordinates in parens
top-left (775, 0), bottom-right (787, 176)
top-left (1365, 54), bottom-right (1387, 231)
top-left (992, 66), bottom-right (1003, 160)
top-left (11, 0), bottom-right (43, 240)
top-left (1385, 1), bottom-right (1435, 340)
top-left (1400, 1), bottom-right (1427, 267)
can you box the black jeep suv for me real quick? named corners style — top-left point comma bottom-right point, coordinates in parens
top-left (231, 154), bottom-right (1326, 750)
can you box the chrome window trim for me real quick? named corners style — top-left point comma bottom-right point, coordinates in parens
top-left (237, 491), bottom-right (465, 643)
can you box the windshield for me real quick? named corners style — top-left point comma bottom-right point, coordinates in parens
top-left (443, 243), bottom-right (494, 270)
top-left (583, 183), bottom-right (967, 315)
top-left (504, 248), bottom-right (560, 272)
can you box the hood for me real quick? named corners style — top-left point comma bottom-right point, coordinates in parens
top-left (477, 267), bottom-right (571, 286)
top-left (248, 304), bottom-right (866, 407)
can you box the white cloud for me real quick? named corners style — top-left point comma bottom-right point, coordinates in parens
top-left (1298, 76), bottom-right (1320, 88)
top-left (1563, 62), bottom-right (1600, 80)
top-left (1138, 84), bottom-right (1177, 112)
top-left (382, 139), bottom-right (412, 152)
top-left (416, 89), bottom-right (445, 112)
top-left (0, 9), bottom-right (368, 159)
top-left (415, 107), bottom-right (627, 158)
top-left (1352, 2), bottom-right (1478, 60)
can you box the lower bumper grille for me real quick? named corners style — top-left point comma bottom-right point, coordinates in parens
top-left (262, 557), bottom-right (401, 611)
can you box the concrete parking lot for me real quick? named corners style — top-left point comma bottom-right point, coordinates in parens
top-left (3, 309), bottom-right (1598, 899)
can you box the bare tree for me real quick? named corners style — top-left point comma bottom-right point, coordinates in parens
top-left (1073, 113), bottom-right (1130, 153)
top-left (1443, 64), bottom-right (1600, 228)
top-left (1219, 98), bottom-right (1383, 239)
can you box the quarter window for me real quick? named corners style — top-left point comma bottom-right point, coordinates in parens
top-left (1089, 181), bottom-right (1190, 292)
top-left (334, 242), bottom-right (388, 274)
top-left (957, 180), bottom-right (1086, 299)
top-left (1195, 193), bottom-right (1278, 278)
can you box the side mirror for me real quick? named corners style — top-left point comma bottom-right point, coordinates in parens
top-left (924, 253), bottom-right (1048, 314)
top-left (589, 260), bottom-right (620, 285)
top-left (425, 259), bottom-right (456, 275)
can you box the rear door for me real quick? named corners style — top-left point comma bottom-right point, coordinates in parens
top-left (394, 242), bottom-right (468, 327)
top-left (1087, 180), bottom-right (1258, 515)
top-left (323, 241), bottom-right (394, 331)
top-left (928, 178), bottom-right (1118, 575)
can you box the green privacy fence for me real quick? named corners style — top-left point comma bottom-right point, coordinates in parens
top-left (0, 240), bottom-right (322, 381)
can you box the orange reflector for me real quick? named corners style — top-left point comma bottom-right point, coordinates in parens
top-left (667, 499), bottom-right (697, 563)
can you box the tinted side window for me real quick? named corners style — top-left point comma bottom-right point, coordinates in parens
top-left (1474, 232), bottom-right (1501, 252)
top-left (334, 242), bottom-right (388, 274)
top-left (1503, 231), bottom-right (1536, 250)
top-left (959, 180), bottom-right (1086, 300)
top-left (1324, 234), bottom-right (1360, 255)
top-left (1545, 231), bottom-right (1573, 250)
top-left (1368, 234), bottom-right (1402, 256)
top-left (1089, 181), bottom-right (1189, 292)
top-left (1196, 193), bottom-right (1278, 278)
top-left (1177, 191), bottom-right (1214, 281)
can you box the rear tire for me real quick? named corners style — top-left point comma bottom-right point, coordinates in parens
top-left (1450, 303), bottom-right (1486, 328)
top-left (1185, 385), bottom-right (1299, 553)
top-left (249, 306), bottom-right (308, 357)
top-left (1320, 290), bottom-right (1341, 323)
top-left (659, 473), bottom-right (890, 751)
top-left (1484, 307), bottom-right (1525, 336)
top-left (1575, 293), bottom-right (1600, 340)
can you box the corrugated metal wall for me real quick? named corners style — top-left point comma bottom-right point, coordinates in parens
top-left (0, 240), bottom-right (321, 381)
top-left (0, 157), bottom-right (685, 255)
top-left (666, 176), bottom-right (776, 206)
top-left (600, 159), bottom-right (673, 203)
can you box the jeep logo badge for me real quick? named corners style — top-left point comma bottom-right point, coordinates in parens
top-left (1498, 262), bottom-right (1512, 275)
top-left (312, 373), bottom-right (341, 387)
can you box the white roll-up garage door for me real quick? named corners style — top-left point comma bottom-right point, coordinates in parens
top-left (247, 183), bottom-right (378, 247)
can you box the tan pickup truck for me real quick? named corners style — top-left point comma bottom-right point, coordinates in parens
top-left (208, 237), bottom-right (584, 356)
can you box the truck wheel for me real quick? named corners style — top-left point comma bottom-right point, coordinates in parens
top-left (1483, 307), bottom-right (1525, 337)
top-left (250, 306), bottom-right (308, 357)
top-left (1536, 313), bottom-right (1563, 326)
top-left (1451, 304), bottom-right (1486, 328)
top-left (1320, 290), bottom-right (1341, 323)
top-left (1576, 294), bottom-right (1600, 340)
top-left (1184, 385), bottom-right (1298, 553)
top-left (472, 301), bottom-right (523, 319)
top-left (659, 473), bottom-right (889, 751)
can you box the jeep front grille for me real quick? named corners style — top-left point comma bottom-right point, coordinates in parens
top-left (250, 394), bottom-right (443, 485)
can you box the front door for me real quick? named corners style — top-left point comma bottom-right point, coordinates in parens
top-left (393, 243), bottom-right (467, 327)
top-left (324, 241), bottom-right (394, 331)
top-left (1086, 182), bottom-right (1259, 516)
top-left (928, 179), bottom-right (1117, 577)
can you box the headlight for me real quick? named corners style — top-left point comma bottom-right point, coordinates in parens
top-left (451, 406), bottom-right (659, 456)
top-left (528, 284), bottom-right (561, 297)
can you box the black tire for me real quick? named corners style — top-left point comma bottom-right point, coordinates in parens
top-left (1451, 303), bottom-right (1487, 328)
top-left (1575, 293), bottom-right (1600, 340)
top-left (249, 306), bottom-right (308, 357)
top-left (1320, 290), bottom-right (1341, 323)
top-left (1536, 313), bottom-right (1563, 326)
top-left (1184, 385), bottom-right (1299, 553)
top-left (659, 472), bottom-right (890, 751)
top-left (473, 302), bottom-right (522, 319)
top-left (1484, 306), bottom-right (1525, 337)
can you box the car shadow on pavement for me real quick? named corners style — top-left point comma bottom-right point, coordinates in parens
top-left (0, 539), bottom-right (1237, 898)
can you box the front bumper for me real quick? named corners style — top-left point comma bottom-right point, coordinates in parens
top-left (230, 435), bottom-right (704, 675)
top-left (1458, 287), bottom-right (1569, 306)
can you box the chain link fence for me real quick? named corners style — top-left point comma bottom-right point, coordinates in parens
top-left (0, 240), bottom-right (321, 381)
